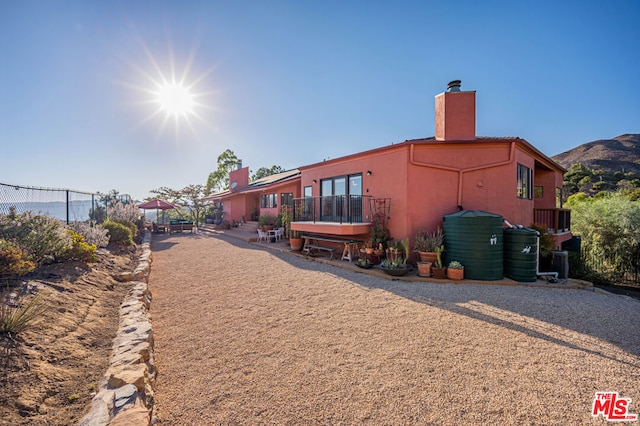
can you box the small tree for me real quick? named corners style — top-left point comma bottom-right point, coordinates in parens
top-left (205, 149), bottom-right (239, 195)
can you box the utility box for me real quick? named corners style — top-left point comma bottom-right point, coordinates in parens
top-left (552, 250), bottom-right (569, 280)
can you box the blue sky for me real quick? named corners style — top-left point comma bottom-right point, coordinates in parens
top-left (1, 1), bottom-right (639, 200)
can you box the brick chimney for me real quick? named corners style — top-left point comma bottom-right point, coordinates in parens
top-left (435, 80), bottom-right (476, 141)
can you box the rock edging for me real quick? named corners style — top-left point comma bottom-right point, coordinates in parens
top-left (80, 230), bottom-right (155, 426)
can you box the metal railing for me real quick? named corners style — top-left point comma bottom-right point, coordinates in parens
top-left (573, 245), bottom-right (640, 288)
top-left (292, 195), bottom-right (371, 224)
top-left (533, 208), bottom-right (571, 233)
top-left (0, 182), bottom-right (131, 224)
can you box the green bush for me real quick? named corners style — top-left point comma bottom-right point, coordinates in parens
top-left (111, 219), bottom-right (137, 239)
top-left (102, 221), bottom-right (133, 246)
top-left (570, 193), bottom-right (640, 273)
top-left (61, 230), bottom-right (97, 262)
top-left (0, 209), bottom-right (71, 266)
top-left (0, 239), bottom-right (36, 278)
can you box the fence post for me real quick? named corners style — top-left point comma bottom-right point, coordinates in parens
top-left (66, 190), bottom-right (70, 225)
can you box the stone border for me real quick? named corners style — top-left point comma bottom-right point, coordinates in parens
top-left (80, 230), bottom-right (155, 426)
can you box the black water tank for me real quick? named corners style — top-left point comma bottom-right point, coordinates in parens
top-left (442, 210), bottom-right (503, 280)
top-left (504, 227), bottom-right (538, 282)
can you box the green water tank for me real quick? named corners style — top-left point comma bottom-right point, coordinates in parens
top-left (504, 227), bottom-right (539, 282)
top-left (442, 210), bottom-right (503, 280)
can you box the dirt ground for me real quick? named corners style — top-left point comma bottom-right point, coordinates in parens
top-left (0, 246), bottom-right (138, 426)
top-left (151, 233), bottom-right (640, 425)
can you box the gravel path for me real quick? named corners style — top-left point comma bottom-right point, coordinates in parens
top-left (150, 233), bottom-right (640, 425)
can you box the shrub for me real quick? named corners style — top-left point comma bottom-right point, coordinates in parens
top-left (1, 291), bottom-right (48, 338)
top-left (107, 201), bottom-right (142, 223)
top-left (67, 222), bottom-right (110, 247)
top-left (529, 223), bottom-right (556, 257)
top-left (0, 239), bottom-right (36, 278)
top-left (0, 209), bottom-right (71, 266)
top-left (102, 221), bottom-right (133, 246)
top-left (111, 219), bottom-right (138, 240)
top-left (61, 230), bottom-right (97, 262)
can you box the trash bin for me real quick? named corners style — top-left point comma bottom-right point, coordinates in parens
top-left (552, 250), bottom-right (569, 279)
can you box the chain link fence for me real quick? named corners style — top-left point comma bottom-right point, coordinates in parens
top-left (0, 182), bottom-right (131, 224)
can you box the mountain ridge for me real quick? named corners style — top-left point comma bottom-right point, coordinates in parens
top-left (552, 134), bottom-right (640, 173)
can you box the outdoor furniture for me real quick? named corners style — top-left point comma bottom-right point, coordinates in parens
top-left (302, 235), bottom-right (364, 261)
top-left (168, 220), bottom-right (195, 234)
top-left (257, 229), bottom-right (269, 243)
top-left (152, 223), bottom-right (166, 234)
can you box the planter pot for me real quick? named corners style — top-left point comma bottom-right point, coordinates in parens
top-left (431, 267), bottom-right (447, 279)
top-left (419, 252), bottom-right (438, 263)
top-left (447, 268), bottom-right (464, 280)
top-left (373, 249), bottom-right (384, 257)
top-left (365, 248), bottom-right (374, 255)
top-left (378, 265), bottom-right (412, 276)
top-left (417, 262), bottom-right (432, 277)
top-left (355, 260), bottom-right (373, 269)
top-left (290, 237), bottom-right (304, 251)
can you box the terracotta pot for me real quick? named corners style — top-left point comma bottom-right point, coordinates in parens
top-left (431, 267), bottom-right (447, 279)
top-left (290, 237), bottom-right (304, 251)
top-left (365, 248), bottom-right (374, 255)
top-left (419, 252), bottom-right (438, 263)
top-left (447, 267), bottom-right (464, 280)
top-left (417, 262), bottom-right (432, 277)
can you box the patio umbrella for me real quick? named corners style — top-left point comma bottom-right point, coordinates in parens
top-left (138, 198), bottom-right (179, 224)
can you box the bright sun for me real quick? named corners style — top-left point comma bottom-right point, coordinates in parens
top-left (155, 81), bottom-right (195, 118)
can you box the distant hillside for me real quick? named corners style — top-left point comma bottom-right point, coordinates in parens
top-left (552, 134), bottom-right (640, 173)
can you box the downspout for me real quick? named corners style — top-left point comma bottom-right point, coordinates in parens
top-left (409, 142), bottom-right (516, 207)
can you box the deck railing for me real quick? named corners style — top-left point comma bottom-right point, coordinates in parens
top-left (533, 208), bottom-right (571, 233)
top-left (292, 195), bottom-right (371, 224)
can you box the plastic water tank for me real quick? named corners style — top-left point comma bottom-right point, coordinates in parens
top-left (442, 210), bottom-right (503, 280)
top-left (504, 227), bottom-right (539, 282)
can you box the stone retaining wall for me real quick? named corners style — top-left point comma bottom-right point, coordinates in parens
top-left (80, 230), bottom-right (155, 426)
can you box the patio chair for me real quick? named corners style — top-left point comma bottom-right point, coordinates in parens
top-left (257, 229), bottom-right (268, 243)
top-left (275, 227), bottom-right (284, 241)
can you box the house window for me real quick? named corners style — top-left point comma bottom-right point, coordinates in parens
top-left (280, 192), bottom-right (293, 208)
top-left (319, 173), bottom-right (363, 222)
top-left (517, 164), bottom-right (532, 199)
top-left (260, 193), bottom-right (277, 208)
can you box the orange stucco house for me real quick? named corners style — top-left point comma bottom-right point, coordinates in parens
top-left (210, 80), bottom-right (571, 249)
top-left (205, 166), bottom-right (301, 225)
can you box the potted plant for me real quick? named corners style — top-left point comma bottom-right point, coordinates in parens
top-left (417, 261), bottom-right (432, 277)
top-left (364, 240), bottom-right (374, 255)
top-left (378, 238), bottom-right (411, 276)
top-left (289, 230), bottom-right (304, 251)
top-left (414, 226), bottom-right (444, 263)
top-left (258, 213), bottom-right (275, 231)
top-left (431, 245), bottom-right (447, 278)
top-left (355, 257), bottom-right (373, 269)
top-left (378, 257), bottom-right (411, 276)
top-left (446, 260), bottom-right (464, 280)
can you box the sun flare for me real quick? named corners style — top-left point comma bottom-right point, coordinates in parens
top-left (155, 81), bottom-right (195, 118)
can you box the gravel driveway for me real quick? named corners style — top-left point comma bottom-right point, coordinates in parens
top-left (150, 233), bottom-right (640, 425)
